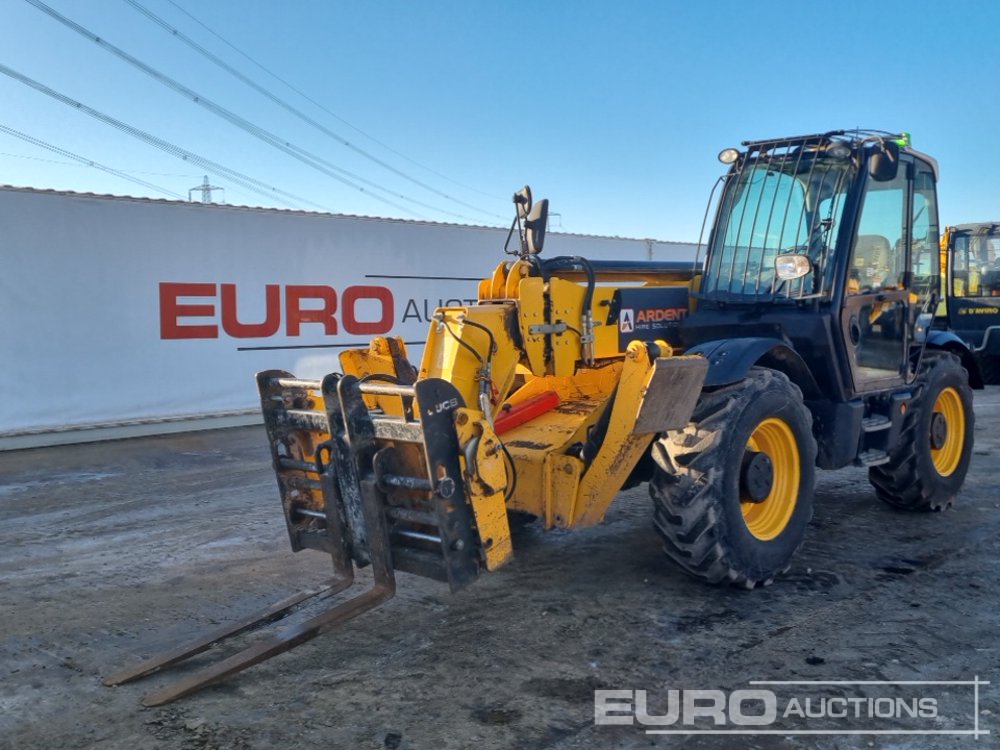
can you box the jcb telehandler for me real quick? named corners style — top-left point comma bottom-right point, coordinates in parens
top-left (107, 130), bottom-right (979, 705)
top-left (939, 222), bottom-right (1000, 382)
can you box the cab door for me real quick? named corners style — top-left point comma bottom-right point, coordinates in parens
top-left (841, 155), bottom-right (937, 393)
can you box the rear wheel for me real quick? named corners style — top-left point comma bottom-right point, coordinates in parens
top-left (869, 353), bottom-right (974, 511)
top-left (650, 368), bottom-right (817, 588)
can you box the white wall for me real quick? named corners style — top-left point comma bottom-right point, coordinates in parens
top-left (0, 187), bottom-right (696, 448)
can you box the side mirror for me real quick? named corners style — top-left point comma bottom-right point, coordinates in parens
top-left (868, 141), bottom-right (900, 182)
top-left (514, 186), bottom-right (533, 219)
top-left (525, 199), bottom-right (549, 255)
top-left (774, 253), bottom-right (811, 281)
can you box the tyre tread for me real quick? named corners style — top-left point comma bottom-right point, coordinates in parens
top-left (650, 368), bottom-right (816, 588)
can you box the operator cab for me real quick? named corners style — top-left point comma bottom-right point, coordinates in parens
top-left (947, 223), bottom-right (1000, 299)
top-left (943, 222), bottom-right (1000, 375)
top-left (688, 130), bottom-right (942, 399)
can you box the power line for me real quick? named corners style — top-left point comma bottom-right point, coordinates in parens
top-left (0, 124), bottom-right (184, 198)
top-left (163, 0), bottom-right (504, 203)
top-left (25, 0), bottom-right (491, 223)
top-left (23, 0), bottom-right (423, 220)
top-left (0, 150), bottom-right (200, 177)
top-left (0, 63), bottom-right (330, 211)
top-left (122, 0), bottom-right (505, 220)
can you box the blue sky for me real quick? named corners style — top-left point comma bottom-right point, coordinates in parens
top-left (1, 0), bottom-right (998, 241)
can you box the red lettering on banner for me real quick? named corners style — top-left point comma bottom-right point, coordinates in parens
top-left (220, 284), bottom-right (281, 338)
top-left (285, 285), bottom-right (339, 336)
top-left (159, 283), bottom-right (397, 339)
top-left (159, 282), bottom-right (218, 339)
top-left (342, 285), bottom-right (394, 335)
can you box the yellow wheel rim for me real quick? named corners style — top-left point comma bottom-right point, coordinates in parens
top-left (742, 417), bottom-right (800, 541)
top-left (930, 387), bottom-right (965, 477)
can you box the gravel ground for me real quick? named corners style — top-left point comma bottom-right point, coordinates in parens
top-left (1, 388), bottom-right (998, 750)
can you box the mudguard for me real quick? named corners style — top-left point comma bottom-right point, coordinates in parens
top-left (687, 337), bottom-right (822, 398)
top-left (926, 330), bottom-right (984, 389)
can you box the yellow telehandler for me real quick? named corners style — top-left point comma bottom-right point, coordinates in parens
top-left (107, 131), bottom-right (979, 705)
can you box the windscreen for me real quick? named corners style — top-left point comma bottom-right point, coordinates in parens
top-left (703, 148), bottom-right (855, 300)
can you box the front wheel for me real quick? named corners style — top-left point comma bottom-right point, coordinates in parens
top-left (869, 353), bottom-right (975, 511)
top-left (650, 368), bottom-right (817, 588)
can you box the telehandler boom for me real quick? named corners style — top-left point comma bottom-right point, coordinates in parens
top-left (107, 131), bottom-right (979, 705)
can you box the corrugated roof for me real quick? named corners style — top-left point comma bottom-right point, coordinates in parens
top-left (0, 183), bottom-right (697, 245)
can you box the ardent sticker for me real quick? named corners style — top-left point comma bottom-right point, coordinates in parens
top-left (613, 286), bottom-right (690, 350)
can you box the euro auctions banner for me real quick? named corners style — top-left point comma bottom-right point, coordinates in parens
top-left (0, 187), bottom-right (695, 443)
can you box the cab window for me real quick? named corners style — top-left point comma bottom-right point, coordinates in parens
top-left (848, 167), bottom-right (906, 295)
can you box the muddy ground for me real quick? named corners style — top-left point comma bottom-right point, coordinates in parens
top-left (1, 390), bottom-right (998, 750)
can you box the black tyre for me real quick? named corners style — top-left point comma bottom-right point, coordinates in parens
top-left (869, 353), bottom-right (974, 511)
top-left (650, 368), bottom-right (817, 588)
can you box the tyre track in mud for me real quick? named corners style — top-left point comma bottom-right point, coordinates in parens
top-left (0, 390), bottom-right (997, 749)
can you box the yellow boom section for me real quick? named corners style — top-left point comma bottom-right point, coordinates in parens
top-left (340, 256), bottom-right (706, 573)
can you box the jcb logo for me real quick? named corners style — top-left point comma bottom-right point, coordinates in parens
top-left (428, 397), bottom-right (459, 416)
